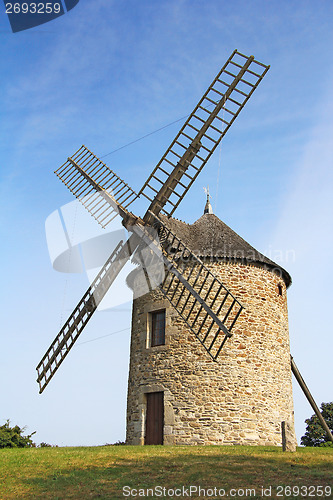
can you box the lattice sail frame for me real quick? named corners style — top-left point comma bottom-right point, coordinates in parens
top-left (36, 237), bottom-right (135, 393)
top-left (132, 214), bottom-right (243, 360)
top-left (55, 145), bottom-right (138, 228)
top-left (139, 49), bottom-right (270, 218)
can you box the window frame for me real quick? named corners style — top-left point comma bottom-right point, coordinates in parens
top-left (150, 309), bottom-right (166, 347)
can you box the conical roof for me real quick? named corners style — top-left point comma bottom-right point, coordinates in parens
top-left (160, 213), bottom-right (291, 287)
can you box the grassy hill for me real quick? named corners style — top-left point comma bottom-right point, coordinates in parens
top-left (0, 445), bottom-right (332, 499)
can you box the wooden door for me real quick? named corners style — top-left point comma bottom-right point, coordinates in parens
top-left (145, 392), bottom-right (164, 445)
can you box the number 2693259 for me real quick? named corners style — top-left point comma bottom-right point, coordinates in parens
top-left (5, 3), bottom-right (61, 14)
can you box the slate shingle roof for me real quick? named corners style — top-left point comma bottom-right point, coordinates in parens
top-left (160, 213), bottom-right (291, 287)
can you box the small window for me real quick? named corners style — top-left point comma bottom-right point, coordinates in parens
top-left (278, 284), bottom-right (283, 296)
top-left (151, 309), bottom-right (166, 346)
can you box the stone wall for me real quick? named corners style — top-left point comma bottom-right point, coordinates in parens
top-left (126, 260), bottom-right (297, 447)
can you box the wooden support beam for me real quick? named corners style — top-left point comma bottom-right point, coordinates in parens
top-left (291, 355), bottom-right (333, 443)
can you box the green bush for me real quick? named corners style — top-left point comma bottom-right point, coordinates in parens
top-left (301, 402), bottom-right (333, 447)
top-left (0, 420), bottom-right (36, 448)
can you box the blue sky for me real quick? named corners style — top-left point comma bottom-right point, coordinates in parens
top-left (0, 0), bottom-right (332, 446)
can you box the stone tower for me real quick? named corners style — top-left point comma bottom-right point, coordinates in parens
top-left (126, 203), bottom-right (297, 447)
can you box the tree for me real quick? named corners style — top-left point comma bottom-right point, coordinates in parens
top-left (0, 420), bottom-right (36, 448)
top-left (301, 402), bottom-right (333, 447)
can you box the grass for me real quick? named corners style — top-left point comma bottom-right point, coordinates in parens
top-left (0, 445), bottom-right (332, 499)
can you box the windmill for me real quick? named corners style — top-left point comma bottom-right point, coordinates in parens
top-left (36, 49), bottom-right (332, 447)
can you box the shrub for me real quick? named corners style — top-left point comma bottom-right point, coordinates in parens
top-left (301, 402), bottom-right (333, 447)
top-left (0, 420), bottom-right (36, 448)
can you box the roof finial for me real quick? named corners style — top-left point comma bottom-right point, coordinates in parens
top-left (203, 186), bottom-right (213, 214)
